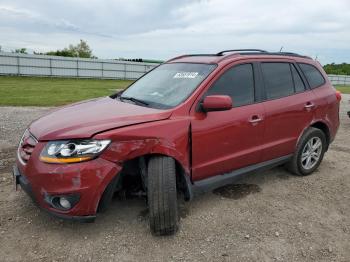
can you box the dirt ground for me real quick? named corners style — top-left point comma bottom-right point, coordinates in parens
top-left (0, 96), bottom-right (349, 262)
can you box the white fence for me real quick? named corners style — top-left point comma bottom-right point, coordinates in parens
top-left (0, 52), bottom-right (159, 80)
top-left (328, 74), bottom-right (350, 86)
top-left (0, 52), bottom-right (349, 85)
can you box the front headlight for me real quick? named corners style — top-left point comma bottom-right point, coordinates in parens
top-left (40, 139), bottom-right (111, 164)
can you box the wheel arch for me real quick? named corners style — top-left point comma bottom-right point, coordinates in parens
top-left (97, 152), bottom-right (193, 213)
top-left (296, 121), bottom-right (331, 152)
top-left (310, 121), bottom-right (331, 150)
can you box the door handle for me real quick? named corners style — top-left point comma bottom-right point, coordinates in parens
top-left (249, 115), bottom-right (263, 124)
top-left (304, 102), bottom-right (315, 109)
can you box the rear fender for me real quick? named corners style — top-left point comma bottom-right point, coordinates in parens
top-left (295, 119), bottom-right (331, 151)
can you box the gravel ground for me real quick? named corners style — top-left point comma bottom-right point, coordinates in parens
top-left (0, 96), bottom-right (349, 262)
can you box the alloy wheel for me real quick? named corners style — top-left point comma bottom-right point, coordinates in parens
top-left (301, 137), bottom-right (323, 170)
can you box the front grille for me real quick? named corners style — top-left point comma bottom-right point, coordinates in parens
top-left (18, 130), bottom-right (38, 164)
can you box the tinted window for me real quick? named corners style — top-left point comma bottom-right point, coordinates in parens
top-left (261, 63), bottom-right (294, 99)
top-left (291, 64), bottom-right (305, 92)
top-left (206, 64), bottom-right (254, 107)
top-left (298, 63), bottom-right (325, 89)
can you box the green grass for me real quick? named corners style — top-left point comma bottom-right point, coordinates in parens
top-left (1, 76), bottom-right (348, 107)
top-left (0, 76), bottom-right (134, 106)
top-left (335, 85), bottom-right (350, 94)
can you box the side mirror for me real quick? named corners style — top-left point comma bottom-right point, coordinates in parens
top-left (201, 95), bottom-right (232, 112)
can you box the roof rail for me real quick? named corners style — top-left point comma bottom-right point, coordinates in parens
top-left (218, 49), bottom-right (312, 61)
top-left (237, 51), bottom-right (312, 59)
top-left (165, 54), bottom-right (218, 63)
top-left (277, 52), bottom-right (312, 59)
top-left (216, 49), bottom-right (268, 55)
top-left (166, 49), bottom-right (312, 63)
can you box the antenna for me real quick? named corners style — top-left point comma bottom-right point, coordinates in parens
top-left (279, 46), bottom-right (284, 52)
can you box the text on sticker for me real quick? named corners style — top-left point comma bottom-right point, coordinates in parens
top-left (173, 72), bottom-right (199, 79)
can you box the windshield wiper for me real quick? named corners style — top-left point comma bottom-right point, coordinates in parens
top-left (120, 96), bottom-right (149, 106)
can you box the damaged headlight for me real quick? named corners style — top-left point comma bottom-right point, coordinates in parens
top-left (40, 139), bottom-right (111, 164)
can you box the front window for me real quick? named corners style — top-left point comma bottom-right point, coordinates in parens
top-left (206, 63), bottom-right (255, 107)
top-left (120, 63), bottom-right (216, 109)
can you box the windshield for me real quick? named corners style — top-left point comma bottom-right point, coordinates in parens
top-left (120, 63), bottom-right (216, 109)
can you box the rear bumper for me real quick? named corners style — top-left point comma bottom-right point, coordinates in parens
top-left (13, 165), bottom-right (96, 222)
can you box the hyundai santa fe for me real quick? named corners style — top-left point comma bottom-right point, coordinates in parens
top-left (14, 49), bottom-right (341, 235)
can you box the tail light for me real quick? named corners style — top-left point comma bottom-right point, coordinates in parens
top-left (336, 91), bottom-right (342, 101)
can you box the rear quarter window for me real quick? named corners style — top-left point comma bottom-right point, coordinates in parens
top-left (298, 63), bottom-right (325, 89)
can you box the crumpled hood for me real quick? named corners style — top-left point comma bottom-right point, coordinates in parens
top-left (29, 97), bottom-right (172, 141)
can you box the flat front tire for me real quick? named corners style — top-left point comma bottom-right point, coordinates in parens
top-left (147, 156), bottom-right (178, 235)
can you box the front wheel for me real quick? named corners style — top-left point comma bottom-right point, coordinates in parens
top-left (147, 156), bottom-right (178, 235)
top-left (286, 127), bottom-right (327, 176)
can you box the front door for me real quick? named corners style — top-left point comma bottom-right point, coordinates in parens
top-left (191, 63), bottom-right (265, 181)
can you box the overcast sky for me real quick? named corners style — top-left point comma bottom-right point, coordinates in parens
top-left (0, 0), bottom-right (349, 64)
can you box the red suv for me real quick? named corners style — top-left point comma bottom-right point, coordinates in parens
top-left (14, 49), bottom-right (340, 235)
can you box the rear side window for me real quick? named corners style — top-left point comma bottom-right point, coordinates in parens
top-left (206, 63), bottom-right (254, 107)
top-left (298, 63), bottom-right (325, 89)
top-left (291, 64), bottom-right (305, 93)
top-left (261, 63), bottom-right (294, 99)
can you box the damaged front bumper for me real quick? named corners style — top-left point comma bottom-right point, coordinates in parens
top-left (13, 165), bottom-right (96, 222)
top-left (14, 155), bottom-right (122, 222)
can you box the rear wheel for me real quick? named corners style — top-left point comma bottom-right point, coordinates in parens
top-left (147, 156), bottom-right (178, 235)
top-left (286, 127), bottom-right (327, 176)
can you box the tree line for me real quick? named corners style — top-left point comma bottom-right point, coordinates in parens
top-left (1, 40), bottom-right (159, 63)
top-left (3, 40), bottom-right (96, 59)
top-left (323, 63), bottom-right (350, 75)
top-left (34, 39), bottom-right (96, 58)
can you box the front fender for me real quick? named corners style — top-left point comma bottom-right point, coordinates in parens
top-left (95, 118), bottom-right (192, 175)
top-left (100, 138), bottom-right (190, 174)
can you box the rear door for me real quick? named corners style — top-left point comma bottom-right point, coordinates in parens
top-left (259, 60), bottom-right (316, 161)
top-left (191, 62), bottom-right (265, 181)
top-left (298, 63), bottom-right (339, 139)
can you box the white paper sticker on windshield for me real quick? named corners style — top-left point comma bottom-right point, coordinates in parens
top-left (173, 72), bottom-right (199, 79)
